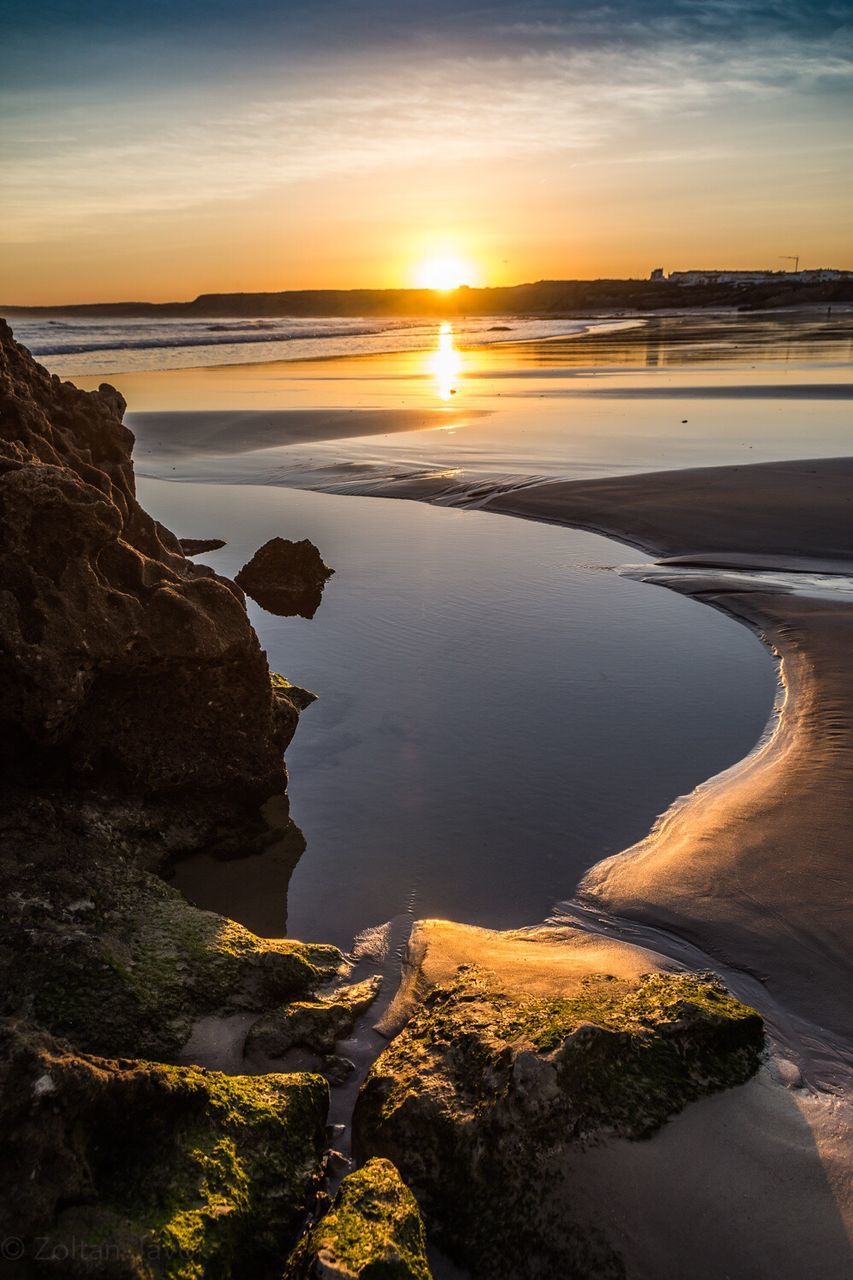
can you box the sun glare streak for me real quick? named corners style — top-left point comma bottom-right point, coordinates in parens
top-left (429, 322), bottom-right (462, 401)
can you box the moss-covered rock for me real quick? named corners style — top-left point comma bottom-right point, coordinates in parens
top-left (0, 805), bottom-right (343, 1060)
top-left (0, 1023), bottom-right (329, 1278)
top-left (245, 977), bottom-right (382, 1060)
top-left (285, 1158), bottom-right (433, 1280)
top-left (354, 965), bottom-right (764, 1279)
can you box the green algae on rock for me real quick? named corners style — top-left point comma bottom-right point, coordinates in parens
top-left (0, 1024), bottom-right (329, 1279)
top-left (353, 964), bottom-right (764, 1279)
top-left (1, 808), bottom-right (343, 1060)
top-left (285, 1158), bottom-right (433, 1280)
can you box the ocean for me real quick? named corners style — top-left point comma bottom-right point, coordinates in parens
top-left (11, 313), bottom-right (632, 378)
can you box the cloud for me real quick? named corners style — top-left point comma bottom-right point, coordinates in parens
top-left (3, 32), bottom-right (845, 244)
top-left (1, 31), bottom-right (851, 243)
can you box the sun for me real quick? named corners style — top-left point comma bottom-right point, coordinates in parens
top-left (414, 254), bottom-right (475, 291)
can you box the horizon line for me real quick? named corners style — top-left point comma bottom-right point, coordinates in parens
top-left (5, 267), bottom-right (853, 312)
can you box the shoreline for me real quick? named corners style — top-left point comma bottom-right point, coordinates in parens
top-left (348, 457), bottom-right (853, 1273)
top-left (5, 301), bottom-right (852, 1275)
top-left (408, 457), bottom-right (853, 1052)
top-left (29, 307), bottom-right (853, 384)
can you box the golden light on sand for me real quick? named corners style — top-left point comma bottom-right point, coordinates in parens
top-left (414, 255), bottom-right (475, 291)
top-left (429, 322), bottom-right (463, 400)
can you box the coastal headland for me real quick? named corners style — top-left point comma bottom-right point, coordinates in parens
top-left (5, 275), bottom-right (853, 319)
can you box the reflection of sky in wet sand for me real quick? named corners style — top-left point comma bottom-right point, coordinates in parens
top-left (117, 317), bottom-right (853, 500)
top-left (624, 565), bottom-right (853, 601)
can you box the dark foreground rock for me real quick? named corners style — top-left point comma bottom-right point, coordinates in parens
top-left (0, 1023), bottom-right (328, 1279)
top-left (179, 536), bottom-right (227, 554)
top-left (235, 537), bottom-right (334, 618)
top-left (285, 1158), bottom-right (434, 1280)
top-left (0, 320), bottom-right (344, 1273)
top-left (0, 791), bottom-right (343, 1060)
top-left (0, 321), bottom-right (343, 1056)
top-left (354, 964), bottom-right (764, 1279)
top-left (0, 319), bottom-right (299, 810)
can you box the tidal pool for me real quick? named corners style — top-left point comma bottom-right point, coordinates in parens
top-left (140, 477), bottom-right (777, 951)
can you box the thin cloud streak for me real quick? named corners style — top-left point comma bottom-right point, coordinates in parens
top-left (2, 37), bottom-right (850, 244)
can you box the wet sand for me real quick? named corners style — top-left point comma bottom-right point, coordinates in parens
top-left (376, 457), bottom-right (853, 1276)
top-left (129, 406), bottom-right (486, 456)
top-left (387, 920), bottom-right (853, 1278)
top-left (456, 458), bottom-right (853, 1043)
top-left (485, 456), bottom-right (853, 568)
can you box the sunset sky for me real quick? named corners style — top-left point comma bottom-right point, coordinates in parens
top-left (2, 1), bottom-right (852, 303)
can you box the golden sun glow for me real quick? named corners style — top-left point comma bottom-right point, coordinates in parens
top-left (414, 254), bottom-right (475, 291)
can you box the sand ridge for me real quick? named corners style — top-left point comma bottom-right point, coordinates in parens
top-left (377, 456), bottom-right (853, 1275)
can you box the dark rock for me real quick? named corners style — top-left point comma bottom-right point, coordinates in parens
top-left (0, 1022), bottom-right (328, 1278)
top-left (284, 1157), bottom-right (434, 1279)
top-left (353, 966), bottom-right (764, 1279)
top-left (0, 320), bottom-right (348, 1266)
top-left (245, 976), bottom-right (382, 1061)
top-left (0, 792), bottom-right (343, 1059)
top-left (0, 318), bottom-right (299, 807)
top-left (179, 536), bottom-right (227, 554)
top-left (235, 536), bottom-right (333, 618)
top-left (272, 670), bottom-right (318, 711)
top-left (322, 1053), bottom-right (357, 1085)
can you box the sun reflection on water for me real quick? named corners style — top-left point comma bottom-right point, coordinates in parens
top-left (429, 322), bottom-right (463, 401)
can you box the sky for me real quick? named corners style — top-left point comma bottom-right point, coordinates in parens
top-left (1, 1), bottom-right (852, 303)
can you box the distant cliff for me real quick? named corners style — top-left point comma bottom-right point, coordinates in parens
top-left (5, 276), bottom-right (852, 318)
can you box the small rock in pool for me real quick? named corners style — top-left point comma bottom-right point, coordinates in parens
top-left (235, 537), bottom-right (334, 619)
top-left (179, 537), bottom-right (227, 555)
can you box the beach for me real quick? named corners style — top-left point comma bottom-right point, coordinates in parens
top-left (337, 451), bottom-right (853, 1276)
top-left (107, 314), bottom-right (852, 1266)
top-left (7, 310), bottom-right (853, 1276)
top-left (8, 0), bottom-right (853, 1271)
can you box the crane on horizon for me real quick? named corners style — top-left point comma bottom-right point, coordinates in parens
top-left (780, 255), bottom-right (800, 272)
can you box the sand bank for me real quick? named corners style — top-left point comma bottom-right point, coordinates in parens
top-left (467, 459), bottom-right (853, 1047)
top-left (384, 921), bottom-right (853, 1278)
top-left (581, 585), bottom-right (853, 1047)
top-left (485, 455), bottom-right (853, 567)
top-left (372, 457), bottom-right (853, 1274)
top-left (128, 406), bottom-right (486, 456)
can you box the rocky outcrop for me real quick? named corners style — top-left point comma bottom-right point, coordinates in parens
top-left (179, 537), bottom-right (226, 555)
top-left (0, 1023), bottom-right (328, 1278)
top-left (0, 792), bottom-right (343, 1059)
top-left (354, 960), bottom-right (764, 1279)
top-left (284, 1158), bottom-right (434, 1280)
top-left (0, 320), bottom-right (346, 1273)
top-left (235, 537), bottom-right (334, 618)
top-left (246, 976), bottom-right (381, 1060)
top-left (0, 319), bottom-right (301, 814)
